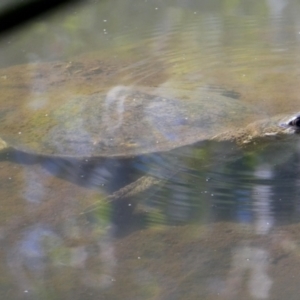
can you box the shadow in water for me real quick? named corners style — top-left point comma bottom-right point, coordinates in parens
top-left (0, 147), bottom-right (149, 237)
top-left (1, 136), bottom-right (300, 238)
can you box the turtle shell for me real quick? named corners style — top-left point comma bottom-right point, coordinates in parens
top-left (0, 86), bottom-right (261, 158)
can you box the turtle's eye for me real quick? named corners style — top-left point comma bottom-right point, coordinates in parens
top-left (288, 116), bottom-right (300, 128)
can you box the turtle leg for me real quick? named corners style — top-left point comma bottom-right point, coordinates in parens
top-left (108, 175), bottom-right (162, 201)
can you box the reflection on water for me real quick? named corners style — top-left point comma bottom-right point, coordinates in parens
top-left (1, 140), bottom-right (300, 299)
top-left (1, 0), bottom-right (300, 299)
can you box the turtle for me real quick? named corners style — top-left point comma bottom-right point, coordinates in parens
top-left (0, 85), bottom-right (299, 199)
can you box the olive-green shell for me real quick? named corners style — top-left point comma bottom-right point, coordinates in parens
top-left (0, 87), bottom-right (262, 158)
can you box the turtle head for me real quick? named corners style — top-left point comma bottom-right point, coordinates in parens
top-left (228, 113), bottom-right (300, 147)
top-left (260, 113), bottom-right (300, 139)
top-left (279, 114), bottom-right (300, 134)
top-left (247, 113), bottom-right (300, 138)
top-left (213, 112), bottom-right (300, 148)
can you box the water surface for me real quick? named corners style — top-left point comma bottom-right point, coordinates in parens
top-left (1, 0), bottom-right (300, 299)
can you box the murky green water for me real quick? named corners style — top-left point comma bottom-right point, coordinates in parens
top-left (1, 0), bottom-right (300, 299)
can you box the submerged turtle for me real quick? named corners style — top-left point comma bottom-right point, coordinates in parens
top-left (0, 85), bottom-right (299, 198)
